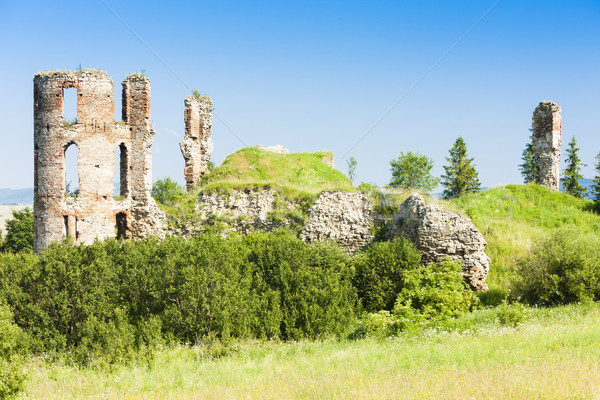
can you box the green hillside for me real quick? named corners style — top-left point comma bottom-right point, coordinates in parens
top-left (198, 147), bottom-right (354, 200)
top-left (450, 184), bottom-right (600, 294)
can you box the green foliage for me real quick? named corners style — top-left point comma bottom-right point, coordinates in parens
top-left (496, 296), bottom-right (526, 327)
top-left (0, 306), bottom-right (26, 399)
top-left (591, 152), bottom-right (600, 210)
top-left (392, 260), bottom-right (478, 331)
top-left (519, 132), bottom-right (540, 184)
top-left (353, 238), bottom-right (422, 312)
top-left (346, 157), bottom-right (357, 184)
top-left (389, 151), bottom-right (440, 193)
top-left (562, 136), bottom-right (587, 198)
top-left (1, 208), bottom-right (33, 254)
top-left (0, 230), bottom-right (356, 365)
top-left (451, 184), bottom-right (598, 293)
top-left (441, 137), bottom-right (481, 199)
top-left (358, 182), bottom-right (405, 216)
top-left (517, 227), bottom-right (600, 305)
top-left (151, 177), bottom-right (187, 206)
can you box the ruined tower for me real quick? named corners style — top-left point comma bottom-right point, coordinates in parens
top-left (532, 101), bottom-right (562, 191)
top-left (180, 95), bottom-right (213, 190)
top-left (33, 70), bottom-right (165, 253)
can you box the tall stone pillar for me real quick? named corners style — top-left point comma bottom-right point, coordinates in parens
top-left (180, 95), bottom-right (213, 190)
top-left (532, 101), bottom-right (562, 191)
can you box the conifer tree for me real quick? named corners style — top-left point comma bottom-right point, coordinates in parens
top-left (441, 137), bottom-right (481, 199)
top-left (562, 136), bottom-right (587, 198)
top-left (519, 131), bottom-right (539, 184)
top-left (590, 152), bottom-right (600, 207)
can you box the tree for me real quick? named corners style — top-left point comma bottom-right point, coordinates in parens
top-left (590, 152), bottom-right (600, 209)
top-left (151, 178), bottom-right (187, 206)
top-left (346, 157), bottom-right (357, 184)
top-left (2, 208), bottom-right (34, 253)
top-left (562, 136), bottom-right (587, 199)
top-left (441, 137), bottom-right (481, 199)
top-left (519, 131), bottom-right (540, 184)
top-left (389, 151), bottom-right (440, 193)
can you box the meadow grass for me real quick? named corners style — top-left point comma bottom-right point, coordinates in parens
top-left (451, 184), bottom-right (600, 294)
top-left (21, 302), bottom-right (600, 399)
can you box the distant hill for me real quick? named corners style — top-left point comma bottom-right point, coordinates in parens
top-left (0, 188), bottom-right (33, 205)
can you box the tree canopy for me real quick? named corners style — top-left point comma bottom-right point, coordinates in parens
top-left (389, 151), bottom-right (439, 193)
top-left (441, 137), bottom-right (481, 199)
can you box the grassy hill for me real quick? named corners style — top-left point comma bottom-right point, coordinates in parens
top-left (450, 184), bottom-right (600, 294)
top-left (198, 147), bottom-right (355, 201)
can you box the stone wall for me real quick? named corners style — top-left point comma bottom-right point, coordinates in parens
top-left (169, 189), bottom-right (373, 253)
top-left (33, 70), bottom-right (165, 253)
top-left (180, 96), bottom-right (213, 190)
top-left (388, 194), bottom-right (490, 291)
top-left (532, 101), bottom-right (562, 191)
top-left (301, 191), bottom-right (373, 251)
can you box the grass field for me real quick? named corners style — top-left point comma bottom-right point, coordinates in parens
top-left (20, 302), bottom-right (600, 399)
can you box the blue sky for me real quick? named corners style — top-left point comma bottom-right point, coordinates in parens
top-left (1, 0), bottom-right (599, 190)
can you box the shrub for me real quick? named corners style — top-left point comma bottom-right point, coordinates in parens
top-left (517, 227), bottom-right (600, 305)
top-left (392, 259), bottom-right (478, 331)
top-left (1, 208), bottom-right (33, 254)
top-left (0, 305), bottom-right (26, 399)
top-left (152, 177), bottom-right (187, 206)
top-left (496, 298), bottom-right (527, 327)
top-left (353, 238), bottom-right (422, 312)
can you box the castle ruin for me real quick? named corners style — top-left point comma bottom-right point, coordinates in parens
top-left (532, 101), bottom-right (562, 191)
top-left (180, 95), bottom-right (213, 190)
top-left (33, 70), bottom-right (165, 253)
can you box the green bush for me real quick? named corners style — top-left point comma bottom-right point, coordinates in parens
top-left (0, 305), bottom-right (26, 399)
top-left (517, 227), bottom-right (600, 305)
top-left (353, 238), bottom-right (422, 312)
top-left (392, 260), bottom-right (478, 332)
top-left (1, 208), bottom-right (33, 254)
top-left (152, 177), bottom-right (187, 206)
top-left (496, 297), bottom-right (527, 327)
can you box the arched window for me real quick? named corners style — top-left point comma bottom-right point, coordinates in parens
top-left (116, 212), bottom-right (127, 239)
top-left (64, 143), bottom-right (79, 196)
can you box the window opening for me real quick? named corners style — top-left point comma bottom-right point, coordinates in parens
top-left (114, 143), bottom-right (128, 197)
top-left (64, 143), bottom-right (79, 196)
top-left (63, 87), bottom-right (78, 126)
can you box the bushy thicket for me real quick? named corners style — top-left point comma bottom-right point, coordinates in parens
top-left (0, 305), bottom-right (26, 399)
top-left (0, 230), bottom-right (356, 365)
top-left (517, 227), bottom-right (600, 305)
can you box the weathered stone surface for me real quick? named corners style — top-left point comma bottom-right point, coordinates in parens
top-left (33, 70), bottom-right (165, 253)
top-left (389, 193), bottom-right (490, 291)
top-left (256, 144), bottom-right (290, 154)
top-left (301, 191), bottom-right (373, 253)
top-left (180, 96), bottom-right (213, 190)
top-left (532, 101), bottom-right (562, 191)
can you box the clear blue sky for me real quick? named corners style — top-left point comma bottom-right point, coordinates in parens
top-left (1, 0), bottom-right (599, 190)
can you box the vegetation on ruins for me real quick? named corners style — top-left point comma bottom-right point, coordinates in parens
top-left (441, 137), bottom-right (481, 199)
top-left (519, 132), bottom-right (540, 184)
top-left (388, 151), bottom-right (439, 193)
top-left (151, 177), bottom-right (187, 206)
top-left (346, 156), bottom-right (357, 184)
top-left (197, 147), bottom-right (354, 201)
top-left (562, 136), bottom-right (587, 198)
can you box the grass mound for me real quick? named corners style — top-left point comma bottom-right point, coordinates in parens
top-left (198, 147), bottom-right (355, 201)
top-left (450, 184), bottom-right (600, 294)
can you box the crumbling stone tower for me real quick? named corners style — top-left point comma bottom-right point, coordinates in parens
top-left (33, 70), bottom-right (165, 253)
top-left (532, 101), bottom-right (562, 191)
top-left (180, 95), bottom-right (213, 190)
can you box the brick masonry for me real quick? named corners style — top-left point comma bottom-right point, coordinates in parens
top-left (180, 95), bottom-right (213, 190)
top-left (33, 70), bottom-right (165, 253)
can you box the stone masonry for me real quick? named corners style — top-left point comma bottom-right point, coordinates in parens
top-left (532, 101), bottom-right (562, 191)
top-left (33, 70), bottom-right (165, 253)
top-left (180, 95), bottom-right (213, 190)
top-left (389, 193), bottom-right (490, 291)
